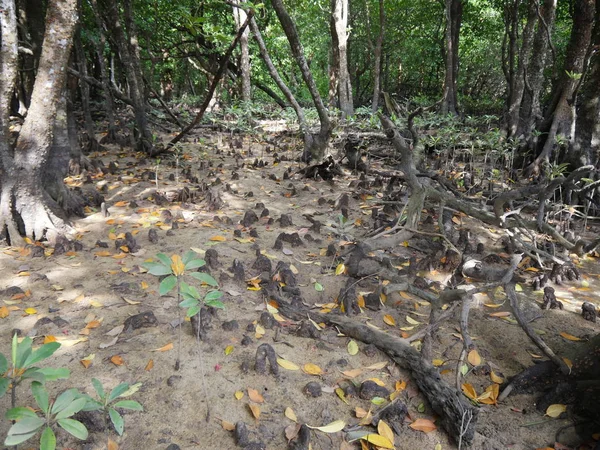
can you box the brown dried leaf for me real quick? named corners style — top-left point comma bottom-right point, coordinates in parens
top-left (248, 388), bottom-right (265, 403)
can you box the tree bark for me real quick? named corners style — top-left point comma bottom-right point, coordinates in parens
top-left (440, 0), bottom-right (462, 115)
top-left (100, 0), bottom-right (153, 153)
top-left (528, 0), bottom-right (595, 174)
top-left (270, 0), bottom-right (332, 160)
top-left (506, 0), bottom-right (538, 139)
top-left (0, 0), bottom-right (18, 163)
top-left (232, 0), bottom-right (252, 101)
top-left (331, 0), bottom-right (353, 117)
top-left (371, 0), bottom-right (385, 113)
top-left (0, 0), bottom-right (78, 244)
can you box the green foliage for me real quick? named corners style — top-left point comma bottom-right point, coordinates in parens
top-left (4, 383), bottom-right (88, 449)
top-left (83, 379), bottom-right (143, 436)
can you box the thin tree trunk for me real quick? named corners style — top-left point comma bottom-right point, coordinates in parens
top-left (440, 0), bottom-right (462, 115)
top-left (331, 0), bottom-right (353, 117)
top-left (0, 0), bottom-right (18, 164)
top-left (270, 0), bottom-right (332, 160)
top-left (506, 0), bottom-right (537, 138)
top-left (371, 0), bottom-right (385, 113)
top-left (232, 0), bottom-right (252, 101)
top-left (101, 0), bottom-right (153, 153)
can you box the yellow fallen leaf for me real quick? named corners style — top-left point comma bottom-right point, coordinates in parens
top-left (341, 368), bottom-right (363, 378)
top-left (432, 359), bottom-right (444, 367)
top-left (80, 354), bottom-right (95, 368)
top-left (365, 361), bottom-right (387, 370)
top-left (377, 420), bottom-right (394, 443)
top-left (234, 391), bottom-right (244, 400)
top-left (284, 407), bottom-right (297, 422)
top-left (347, 340), bottom-right (359, 355)
top-left (546, 404), bottom-right (567, 418)
top-left (277, 358), bottom-right (300, 371)
top-left (89, 300), bottom-right (104, 308)
top-left (0, 306), bottom-right (9, 318)
top-left (224, 345), bottom-right (234, 355)
top-left (406, 315), bottom-right (421, 325)
top-left (249, 404), bottom-right (261, 419)
top-left (122, 298), bottom-right (141, 305)
top-left (307, 420), bottom-right (345, 433)
top-left (361, 433), bottom-right (394, 449)
top-left (24, 308), bottom-right (37, 315)
top-left (383, 315), bottom-right (396, 326)
top-left (409, 418), bottom-right (437, 433)
top-left (248, 388), bottom-right (264, 403)
top-left (112, 253), bottom-right (128, 259)
top-left (114, 201), bottom-right (129, 207)
top-left (95, 251), bottom-right (112, 257)
top-left (461, 383), bottom-right (478, 400)
top-left (210, 235), bottom-right (227, 242)
top-left (110, 355), bottom-right (125, 366)
top-left (303, 363), bottom-right (323, 375)
top-left (335, 263), bottom-right (346, 275)
top-left (145, 359), bottom-right (154, 371)
top-left (255, 324), bottom-right (265, 338)
top-left (562, 357), bottom-right (573, 371)
top-left (490, 370), bottom-right (504, 384)
top-left (467, 349), bottom-right (482, 366)
top-left (18, 271), bottom-right (30, 277)
top-left (107, 437), bottom-right (119, 450)
top-left (560, 332), bottom-right (583, 342)
top-left (221, 420), bottom-right (235, 431)
top-left (151, 343), bottom-right (173, 352)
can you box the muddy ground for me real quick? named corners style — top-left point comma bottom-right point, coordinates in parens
top-left (0, 125), bottom-right (598, 450)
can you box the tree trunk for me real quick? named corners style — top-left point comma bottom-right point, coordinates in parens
top-left (506, 0), bottom-right (537, 139)
top-left (440, 0), bottom-right (462, 115)
top-left (518, 0), bottom-right (556, 140)
top-left (571, 0), bottom-right (600, 167)
top-left (270, 0), bottom-right (332, 160)
top-left (101, 0), bottom-right (153, 153)
top-left (0, 0), bottom-right (78, 244)
top-left (232, 0), bottom-right (252, 101)
top-left (528, 0), bottom-right (596, 175)
top-left (0, 0), bottom-right (18, 163)
top-left (331, 0), bottom-right (353, 117)
top-left (371, 0), bottom-right (385, 113)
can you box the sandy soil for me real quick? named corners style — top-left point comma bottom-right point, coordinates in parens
top-left (0, 128), bottom-right (598, 450)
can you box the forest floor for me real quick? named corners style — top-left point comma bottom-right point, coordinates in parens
top-left (0, 123), bottom-right (599, 450)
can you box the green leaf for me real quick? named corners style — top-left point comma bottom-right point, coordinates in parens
top-left (37, 367), bottom-right (70, 381)
top-left (21, 367), bottom-right (47, 382)
top-left (81, 399), bottom-right (103, 412)
top-left (109, 407), bottom-right (125, 435)
top-left (205, 300), bottom-right (225, 309)
top-left (11, 332), bottom-right (18, 367)
top-left (182, 250), bottom-right (197, 265)
top-left (32, 381), bottom-right (49, 413)
top-left (155, 253), bottom-right (172, 267)
top-left (159, 275), bottom-right (177, 295)
top-left (0, 378), bottom-right (10, 398)
top-left (184, 254), bottom-right (206, 270)
top-left (113, 400), bottom-right (143, 411)
top-left (0, 353), bottom-right (8, 374)
top-left (6, 416), bottom-right (45, 435)
top-left (143, 262), bottom-right (172, 276)
top-left (51, 389), bottom-right (77, 414)
top-left (190, 272), bottom-right (218, 286)
top-left (92, 378), bottom-right (105, 400)
top-left (23, 342), bottom-right (61, 368)
top-left (186, 305), bottom-right (201, 318)
top-left (16, 337), bottom-right (33, 368)
top-left (40, 426), bottom-right (56, 450)
top-left (5, 407), bottom-right (39, 420)
top-left (179, 297), bottom-right (199, 308)
top-left (57, 418), bottom-right (88, 440)
top-left (119, 382), bottom-right (142, 398)
top-left (5, 429), bottom-right (38, 446)
top-left (204, 290), bottom-right (223, 302)
top-left (54, 397), bottom-right (87, 420)
top-left (108, 383), bottom-right (130, 402)
top-left (314, 282), bottom-right (324, 292)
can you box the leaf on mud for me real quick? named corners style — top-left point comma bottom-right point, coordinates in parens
top-left (490, 370), bottom-right (504, 384)
top-left (314, 282), bottom-right (324, 292)
top-left (461, 383), bottom-right (478, 400)
top-left (0, 306), bottom-right (9, 318)
top-left (365, 361), bottom-right (387, 370)
top-left (335, 263), bottom-right (346, 275)
top-left (303, 363), bottom-right (322, 375)
top-left (335, 388), bottom-right (349, 405)
top-left (86, 320), bottom-right (102, 329)
top-left (151, 343), bottom-right (173, 352)
top-left (377, 420), bottom-right (394, 443)
top-left (224, 345), bottom-right (234, 355)
top-left (467, 349), bottom-right (482, 366)
top-left (409, 418), bottom-right (437, 433)
top-left (210, 235), bottom-right (227, 242)
top-left (284, 407), bottom-right (297, 422)
top-left (406, 315), bottom-right (420, 325)
top-left (562, 357), bottom-right (573, 371)
top-left (110, 355), bottom-right (124, 366)
top-left (248, 388), bottom-right (264, 403)
top-left (248, 404), bottom-right (261, 419)
top-left (285, 423), bottom-right (301, 441)
top-left (95, 251), bottom-right (112, 257)
top-left (383, 315), bottom-right (396, 326)
top-left (277, 358), bottom-right (300, 371)
top-left (546, 404), bottom-right (567, 418)
top-left (341, 368), bottom-right (363, 378)
top-left (347, 340), bottom-right (359, 356)
top-left (80, 354), bottom-right (95, 369)
top-left (361, 433), bottom-right (394, 449)
top-left (432, 359), bottom-right (444, 367)
top-left (105, 325), bottom-right (125, 336)
top-left (395, 380), bottom-right (407, 391)
top-left (144, 360), bottom-right (154, 371)
top-left (122, 297), bottom-right (141, 305)
top-left (24, 307), bottom-right (37, 315)
top-left (234, 391), bottom-right (244, 400)
top-left (221, 420), bottom-right (235, 431)
top-left (307, 420), bottom-right (345, 433)
top-left (560, 332), bottom-right (583, 341)
top-left (355, 407), bottom-right (368, 418)
top-left (489, 311), bottom-right (511, 317)
top-left (255, 324), bottom-right (265, 338)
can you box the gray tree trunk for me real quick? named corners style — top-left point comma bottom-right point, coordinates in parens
top-left (232, 0), bottom-right (252, 101)
top-left (371, 0), bottom-right (385, 113)
top-left (331, 0), bottom-right (353, 117)
top-left (440, 0), bottom-right (462, 115)
top-left (0, 0), bottom-right (79, 244)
